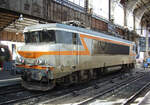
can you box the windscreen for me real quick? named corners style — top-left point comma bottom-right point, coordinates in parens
top-left (24, 30), bottom-right (55, 43)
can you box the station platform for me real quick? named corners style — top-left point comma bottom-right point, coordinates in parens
top-left (0, 70), bottom-right (21, 87)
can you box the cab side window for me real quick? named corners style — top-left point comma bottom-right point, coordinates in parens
top-left (56, 31), bottom-right (72, 44)
top-left (56, 30), bottom-right (81, 45)
top-left (72, 33), bottom-right (82, 45)
top-left (72, 33), bottom-right (77, 44)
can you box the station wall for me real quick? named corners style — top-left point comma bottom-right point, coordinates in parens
top-left (0, 31), bottom-right (24, 42)
top-left (0, 0), bottom-right (125, 39)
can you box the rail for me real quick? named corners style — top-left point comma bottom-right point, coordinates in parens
top-left (38, 71), bottom-right (144, 105)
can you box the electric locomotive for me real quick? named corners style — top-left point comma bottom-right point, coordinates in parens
top-left (16, 23), bottom-right (136, 91)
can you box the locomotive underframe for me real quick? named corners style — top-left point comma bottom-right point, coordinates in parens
top-left (17, 67), bottom-right (55, 91)
top-left (17, 62), bottom-right (135, 91)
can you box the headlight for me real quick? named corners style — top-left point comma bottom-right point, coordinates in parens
top-left (38, 59), bottom-right (42, 64)
top-left (21, 59), bottom-right (25, 64)
top-left (35, 59), bottom-right (45, 65)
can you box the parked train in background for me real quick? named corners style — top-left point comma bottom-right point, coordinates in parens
top-left (0, 44), bottom-right (12, 68)
top-left (15, 23), bottom-right (136, 91)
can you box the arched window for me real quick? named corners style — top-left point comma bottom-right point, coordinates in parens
top-left (135, 18), bottom-right (141, 35)
top-left (127, 12), bottom-right (134, 30)
top-left (68, 0), bottom-right (85, 7)
top-left (92, 0), bottom-right (109, 20)
top-left (114, 3), bottom-right (124, 26)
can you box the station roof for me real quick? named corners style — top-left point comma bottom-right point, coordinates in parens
top-left (1, 0), bottom-right (150, 34)
top-left (121, 0), bottom-right (150, 25)
top-left (0, 9), bottom-right (46, 34)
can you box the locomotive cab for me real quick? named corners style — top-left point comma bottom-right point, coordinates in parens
top-left (16, 27), bottom-right (82, 91)
top-left (16, 30), bottom-right (57, 90)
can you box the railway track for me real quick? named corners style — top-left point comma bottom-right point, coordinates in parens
top-left (80, 72), bottom-right (150, 105)
top-left (0, 92), bottom-right (46, 105)
top-left (38, 71), bottom-right (145, 105)
top-left (0, 70), bottom-right (142, 105)
top-left (0, 84), bottom-right (46, 105)
top-left (13, 71), bottom-right (129, 105)
top-left (122, 82), bottom-right (150, 105)
top-left (0, 84), bottom-right (23, 95)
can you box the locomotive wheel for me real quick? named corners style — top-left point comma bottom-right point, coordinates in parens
top-left (93, 69), bottom-right (98, 79)
top-left (84, 70), bottom-right (90, 81)
top-left (122, 64), bottom-right (130, 72)
top-left (78, 70), bottom-right (91, 83)
top-left (122, 64), bottom-right (126, 71)
top-left (89, 69), bottom-right (94, 80)
top-left (70, 72), bottom-right (79, 84)
top-left (127, 64), bottom-right (132, 72)
top-left (26, 72), bottom-right (32, 82)
top-left (79, 70), bottom-right (85, 82)
top-left (130, 63), bottom-right (135, 69)
top-left (120, 65), bottom-right (125, 72)
top-left (47, 79), bottom-right (56, 90)
top-left (132, 63), bottom-right (135, 69)
top-left (100, 67), bottom-right (107, 75)
top-left (63, 75), bottom-right (75, 86)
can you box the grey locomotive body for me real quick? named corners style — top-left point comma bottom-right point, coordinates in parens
top-left (16, 23), bottom-right (136, 91)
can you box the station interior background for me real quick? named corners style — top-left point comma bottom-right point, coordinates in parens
top-left (0, 0), bottom-right (149, 63)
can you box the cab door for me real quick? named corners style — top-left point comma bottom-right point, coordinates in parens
top-left (72, 33), bottom-right (82, 67)
top-left (72, 33), bottom-right (79, 66)
top-left (56, 31), bottom-right (76, 68)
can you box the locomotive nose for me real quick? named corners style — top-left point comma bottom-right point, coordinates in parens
top-left (22, 67), bottom-right (53, 81)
